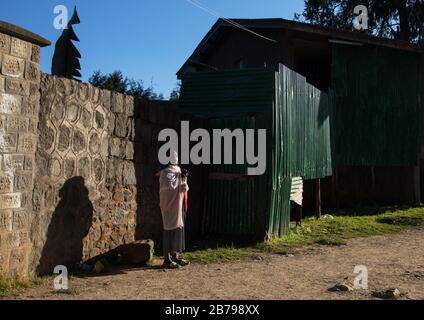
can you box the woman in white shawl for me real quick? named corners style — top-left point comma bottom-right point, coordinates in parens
top-left (159, 151), bottom-right (190, 269)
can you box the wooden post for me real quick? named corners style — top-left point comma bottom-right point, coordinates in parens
top-left (316, 179), bottom-right (322, 219)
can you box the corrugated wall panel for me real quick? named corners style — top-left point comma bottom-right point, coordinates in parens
top-left (332, 44), bottom-right (421, 166)
top-left (204, 116), bottom-right (271, 236)
top-left (179, 69), bottom-right (275, 117)
top-left (277, 64), bottom-right (333, 180)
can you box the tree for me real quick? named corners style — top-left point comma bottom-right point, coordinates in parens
top-left (295, 0), bottom-right (424, 43)
top-left (170, 81), bottom-right (181, 101)
top-left (88, 70), bottom-right (164, 100)
top-left (51, 6), bottom-right (82, 79)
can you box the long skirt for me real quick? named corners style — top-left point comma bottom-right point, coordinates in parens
top-left (163, 227), bottom-right (185, 257)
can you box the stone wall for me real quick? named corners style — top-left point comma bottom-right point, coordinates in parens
top-left (31, 75), bottom-right (136, 274)
top-left (0, 22), bottom-right (203, 277)
top-left (0, 31), bottom-right (41, 277)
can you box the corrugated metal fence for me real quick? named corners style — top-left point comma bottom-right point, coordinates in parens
top-left (332, 44), bottom-right (421, 166)
top-left (179, 65), bottom-right (333, 238)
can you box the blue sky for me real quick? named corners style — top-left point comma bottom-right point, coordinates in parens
top-left (1, 0), bottom-right (305, 98)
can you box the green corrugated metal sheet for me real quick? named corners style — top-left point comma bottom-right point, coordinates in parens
top-left (180, 65), bottom-right (333, 238)
top-left (267, 65), bottom-right (333, 237)
top-left (277, 64), bottom-right (333, 180)
top-left (332, 44), bottom-right (422, 166)
top-left (205, 117), bottom-right (266, 235)
top-left (179, 69), bottom-right (275, 117)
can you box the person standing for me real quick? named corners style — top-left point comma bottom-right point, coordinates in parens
top-left (159, 151), bottom-right (190, 269)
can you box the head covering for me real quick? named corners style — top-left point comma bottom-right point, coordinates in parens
top-left (170, 150), bottom-right (179, 165)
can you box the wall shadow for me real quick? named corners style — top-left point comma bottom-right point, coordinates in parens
top-left (37, 177), bottom-right (93, 275)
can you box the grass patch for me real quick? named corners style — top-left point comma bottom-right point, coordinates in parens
top-left (0, 273), bottom-right (43, 299)
top-left (184, 207), bottom-right (424, 263)
top-left (182, 246), bottom-right (256, 264)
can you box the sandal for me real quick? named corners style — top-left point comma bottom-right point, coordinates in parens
top-left (162, 261), bottom-right (180, 269)
top-left (175, 259), bottom-right (190, 267)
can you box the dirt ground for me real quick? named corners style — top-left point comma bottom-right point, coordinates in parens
top-left (16, 227), bottom-right (424, 300)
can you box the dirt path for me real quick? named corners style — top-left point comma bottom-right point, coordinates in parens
top-left (17, 228), bottom-right (424, 300)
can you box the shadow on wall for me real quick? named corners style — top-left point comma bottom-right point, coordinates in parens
top-left (37, 177), bottom-right (93, 275)
top-left (133, 100), bottom-right (166, 246)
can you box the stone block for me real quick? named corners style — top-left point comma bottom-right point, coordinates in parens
top-left (13, 173), bottom-right (32, 192)
top-left (17, 133), bottom-right (37, 153)
top-left (101, 90), bottom-right (111, 109)
top-left (114, 114), bottom-right (129, 138)
top-left (64, 157), bottom-right (76, 178)
top-left (0, 210), bottom-right (13, 232)
top-left (49, 158), bottom-right (62, 178)
top-left (1, 54), bottom-right (25, 77)
top-left (123, 161), bottom-right (136, 186)
top-left (6, 116), bottom-right (29, 132)
top-left (94, 109), bottom-right (105, 130)
top-left (24, 61), bottom-right (40, 81)
top-left (124, 95), bottom-right (135, 116)
top-left (2, 154), bottom-right (24, 171)
top-left (23, 155), bottom-right (34, 171)
top-left (0, 33), bottom-right (11, 54)
top-left (0, 133), bottom-right (17, 152)
top-left (77, 157), bottom-right (91, 180)
top-left (111, 92), bottom-right (124, 113)
top-left (29, 82), bottom-right (40, 101)
top-left (28, 118), bottom-right (38, 134)
top-left (0, 173), bottom-right (13, 193)
top-left (88, 132), bottom-right (101, 155)
top-left (109, 137), bottom-right (123, 158)
top-left (5, 78), bottom-right (30, 96)
top-left (12, 210), bottom-right (30, 230)
top-left (31, 45), bottom-right (40, 63)
top-left (19, 191), bottom-right (31, 209)
top-left (0, 114), bottom-right (5, 130)
top-left (21, 97), bottom-right (39, 117)
top-left (57, 125), bottom-right (71, 151)
top-left (0, 193), bottom-right (21, 210)
top-left (125, 141), bottom-right (134, 160)
top-left (92, 158), bottom-right (105, 183)
top-left (0, 77), bottom-right (4, 92)
top-left (115, 240), bottom-right (154, 265)
top-left (72, 129), bottom-right (87, 154)
top-left (0, 93), bottom-right (22, 114)
top-left (79, 107), bottom-right (92, 128)
top-left (10, 38), bottom-right (31, 59)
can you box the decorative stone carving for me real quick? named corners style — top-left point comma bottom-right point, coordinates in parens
top-left (1, 55), bottom-right (24, 77)
top-left (10, 38), bottom-right (31, 59)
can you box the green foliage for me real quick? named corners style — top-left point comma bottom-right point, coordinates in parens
top-left (296, 0), bottom-right (424, 42)
top-left (88, 70), bottom-right (164, 100)
top-left (51, 6), bottom-right (82, 80)
top-left (170, 81), bottom-right (181, 101)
